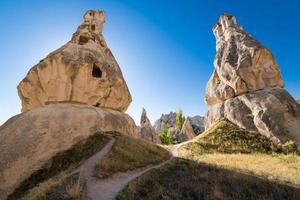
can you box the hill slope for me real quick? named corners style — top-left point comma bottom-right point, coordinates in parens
top-left (118, 119), bottom-right (300, 200)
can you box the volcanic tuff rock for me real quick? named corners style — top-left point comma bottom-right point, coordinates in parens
top-left (140, 108), bottom-right (161, 143)
top-left (189, 115), bottom-right (205, 134)
top-left (181, 118), bottom-right (196, 141)
top-left (154, 112), bottom-right (204, 135)
top-left (0, 103), bottom-right (139, 200)
top-left (205, 14), bottom-right (300, 147)
top-left (18, 10), bottom-right (131, 112)
top-left (0, 11), bottom-right (139, 199)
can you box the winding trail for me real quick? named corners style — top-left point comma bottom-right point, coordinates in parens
top-left (78, 137), bottom-right (194, 200)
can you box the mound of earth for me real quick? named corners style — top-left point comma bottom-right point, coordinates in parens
top-left (0, 103), bottom-right (138, 200)
top-left (181, 118), bottom-right (297, 154)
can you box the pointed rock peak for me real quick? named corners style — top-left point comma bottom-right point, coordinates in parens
top-left (71, 10), bottom-right (107, 47)
top-left (140, 108), bottom-right (151, 126)
top-left (18, 10), bottom-right (132, 112)
top-left (181, 117), bottom-right (196, 141)
top-left (205, 14), bottom-right (284, 106)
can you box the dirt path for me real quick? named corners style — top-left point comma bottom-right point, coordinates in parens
top-left (79, 137), bottom-right (194, 200)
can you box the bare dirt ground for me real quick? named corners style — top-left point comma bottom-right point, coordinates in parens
top-left (78, 137), bottom-right (193, 200)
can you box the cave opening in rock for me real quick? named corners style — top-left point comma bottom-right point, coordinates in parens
top-left (92, 64), bottom-right (102, 78)
top-left (91, 24), bottom-right (96, 31)
top-left (79, 35), bottom-right (89, 45)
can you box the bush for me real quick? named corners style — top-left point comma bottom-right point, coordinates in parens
top-left (281, 141), bottom-right (298, 154)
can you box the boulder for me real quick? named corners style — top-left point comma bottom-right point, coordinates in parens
top-left (18, 10), bottom-right (131, 113)
top-left (140, 108), bottom-right (161, 143)
top-left (205, 14), bottom-right (300, 147)
top-left (181, 118), bottom-right (196, 141)
top-left (0, 103), bottom-right (139, 199)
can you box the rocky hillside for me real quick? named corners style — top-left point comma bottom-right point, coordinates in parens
top-left (153, 112), bottom-right (204, 135)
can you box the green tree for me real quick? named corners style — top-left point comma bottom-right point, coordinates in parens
top-left (159, 122), bottom-right (172, 145)
top-left (176, 109), bottom-right (184, 133)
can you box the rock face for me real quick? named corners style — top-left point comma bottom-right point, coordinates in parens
top-left (0, 11), bottom-right (139, 199)
top-left (181, 118), bottom-right (196, 141)
top-left (18, 10), bottom-right (131, 113)
top-left (140, 108), bottom-right (160, 143)
top-left (205, 14), bottom-right (300, 147)
top-left (0, 103), bottom-right (139, 199)
top-left (154, 112), bottom-right (204, 135)
top-left (153, 112), bottom-right (177, 134)
top-left (189, 115), bottom-right (205, 134)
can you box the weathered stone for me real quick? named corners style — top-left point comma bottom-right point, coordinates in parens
top-left (18, 10), bottom-right (131, 112)
top-left (189, 115), bottom-right (205, 135)
top-left (205, 14), bottom-right (300, 148)
top-left (140, 108), bottom-right (161, 143)
top-left (205, 14), bottom-right (283, 106)
top-left (181, 118), bottom-right (196, 141)
top-left (154, 112), bottom-right (204, 135)
top-left (0, 103), bottom-right (139, 199)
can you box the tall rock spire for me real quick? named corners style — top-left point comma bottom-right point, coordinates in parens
top-left (205, 14), bottom-right (300, 148)
top-left (140, 108), bottom-right (161, 144)
top-left (18, 10), bottom-right (132, 112)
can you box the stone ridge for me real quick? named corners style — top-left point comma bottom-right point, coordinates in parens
top-left (18, 10), bottom-right (132, 112)
top-left (205, 14), bottom-right (284, 106)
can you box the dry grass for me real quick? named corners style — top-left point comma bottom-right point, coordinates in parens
top-left (178, 118), bottom-right (300, 187)
top-left (95, 135), bottom-right (170, 178)
top-left (21, 171), bottom-right (69, 200)
top-left (180, 151), bottom-right (300, 187)
top-left (186, 118), bottom-right (276, 154)
top-left (15, 133), bottom-right (109, 200)
top-left (65, 177), bottom-right (82, 199)
top-left (117, 158), bottom-right (300, 200)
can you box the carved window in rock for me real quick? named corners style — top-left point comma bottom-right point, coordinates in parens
top-left (92, 64), bottom-right (102, 78)
top-left (79, 35), bottom-right (89, 45)
top-left (91, 24), bottom-right (96, 31)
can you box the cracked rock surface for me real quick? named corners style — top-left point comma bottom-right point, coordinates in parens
top-left (205, 14), bottom-right (300, 147)
top-left (18, 10), bottom-right (131, 112)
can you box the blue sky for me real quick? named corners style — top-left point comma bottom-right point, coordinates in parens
top-left (0, 0), bottom-right (299, 125)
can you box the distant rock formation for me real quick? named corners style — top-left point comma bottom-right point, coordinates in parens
top-left (205, 14), bottom-right (300, 147)
top-left (0, 11), bottom-right (139, 199)
top-left (189, 115), bottom-right (205, 134)
top-left (154, 112), bottom-right (177, 133)
top-left (154, 112), bottom-right (204, 136)
top-left (18, 10), bottom-right (131, 113)
top-left (181, 118), bottom-right (196, 141)
top-left (140, 108), bottom-right (160, 143)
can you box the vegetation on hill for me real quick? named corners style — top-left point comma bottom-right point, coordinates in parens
top-left (95, 134), bottom-right (170, 178)
top-left (118, 158), bottom-right (300, 200)
top-left (11, 133), bottom-right (109, 200)
top-left (118, 118), bottom-right (300, 199)
top-left (180, 118), bottom-right (297, 155)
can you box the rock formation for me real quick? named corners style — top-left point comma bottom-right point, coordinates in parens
top-left (189, 115), bottom-right (205, 134)
top-left (0, 10), bottom-right (139, 199)
top-left (154, 112), bottom-right (204, 136)
top-left (205, 14), bottom-right (300, 147)
top-left (181, 118), bottom-right (196, 141)
top-left (140, 108), bottom-right (161, 143)
top-left (18, 10), bottom-right (131, 113)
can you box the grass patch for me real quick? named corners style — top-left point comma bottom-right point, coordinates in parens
top-left (183, 118), bottom-right (275, 154)
top-left (117, 158), bottom-right (300, 200)
top-left (8, 133), bottom-right (109, 200)
top-left (95, 135), bottom-right (170, 178)
top-left (179, 153), bottom-right (300, 187)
